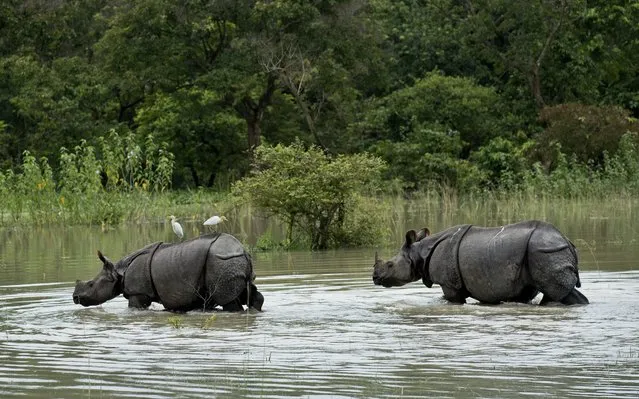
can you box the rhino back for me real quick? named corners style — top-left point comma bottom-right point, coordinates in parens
top-left (457, 222), bottom-right (535, 302)
top-left (150, 238), bottom-right (215, 310)
top-left (425, 225), bottom-right (471, 291)
top-left (148, 234), bottom-right (252, 310)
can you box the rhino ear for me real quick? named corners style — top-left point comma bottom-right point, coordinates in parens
top-left (404, 230), bottom-right (417, 247)
top-left (97, 250), bottom-right (115, 272)
top-left (415, 228), bottom-right (431, 241)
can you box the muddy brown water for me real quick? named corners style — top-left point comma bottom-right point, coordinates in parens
top-left (1, 216), bottom-right (638, 398)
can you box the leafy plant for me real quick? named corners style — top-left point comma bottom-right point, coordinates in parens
top-left (167, 316), bottom-right (183, 329)
top-left (536, 103), bottom-right (639, 167)
top-left (202, 315), bottom-right (218, 329)
top-left (469, 136), bottom-right (536, 190)
top-left (370, 127), bottom-right (486, 192)
top-left (232, 141), bottom-right (388, 249)
top-left (98, 129), bottom-right (175, 192)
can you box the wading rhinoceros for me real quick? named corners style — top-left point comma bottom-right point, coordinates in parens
top-left (73, 233), bottom-right (264, 312)
top-left (372, 220), bottom-right (588, 305)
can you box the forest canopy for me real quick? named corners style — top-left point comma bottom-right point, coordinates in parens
top-left (1, 0), bottom-right (639, 193)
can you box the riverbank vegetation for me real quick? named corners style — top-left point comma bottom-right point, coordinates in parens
top-left (1, 1), bottom-right (639, 248)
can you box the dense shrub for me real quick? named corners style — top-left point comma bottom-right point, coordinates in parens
top-left (232, 141), bottom-right (389, 250)
top-left (536, 103), bottom-right (639, 168)
top-left (357, 72), bottom-right (503, 152)
top-left (469, 136), bottom-right (535, 190)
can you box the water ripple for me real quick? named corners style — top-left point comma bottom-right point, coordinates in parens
top-left (1, 271), bottom-right (638, 398)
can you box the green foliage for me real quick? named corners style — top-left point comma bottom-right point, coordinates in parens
top-left (370, 128), bottom-right (485, 192)
top-left (537, 103), bottom-right (639, 166)
top-left (1, 0), bottom-right (639, 232)
top-left (518, 133), bottom-right (639, 198)
top-left (202, 315), bottom-right (218, 329)
top-left (357, 72), bottom-right (502, 152)
top-left (135, 89), bottom-right (244, 188)
top-left (167, 316), bottom-right (183, 329)
top-left (232, 141), bottom-right (388, 249)
top-left (0, 132), bottom-right (175, 226)
top-left (57, 140), bottom-right (103, 222)
top-left (469, 136), bottom-right (536, 190)
top-left (599, 132), bottom-right (639, 193)
top-left (98, 130), bottom-right (175, 193)
top-left (254, 230), bottom-right (292, 252)
top-left (5, 151), bottom-right (57, 224)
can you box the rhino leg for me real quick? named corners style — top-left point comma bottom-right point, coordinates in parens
top-left (222, 299), bottom-right (244, 312)
top-left (128, 295), bottom-right (152, 309)
top-left (540, 288), bottom-right (589, 305)
top-left (511, 286), bottom-right (539, 304)
top-left (527, 227), bottom-right (587, 305)
top-left (441, 286), bottom-right (467, 304)
top-left (250, 289), bottom-right (264, 311)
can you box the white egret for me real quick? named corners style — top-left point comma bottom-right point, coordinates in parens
top-left (203, 215), bottom-right (227, 229)
top-left (169, 215), bottom-right (184, 239)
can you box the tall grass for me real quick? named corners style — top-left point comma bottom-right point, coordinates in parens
top-left (0, 132), bottom-right (181, 227)
top-left (3, 132), bottom-right (639, 252)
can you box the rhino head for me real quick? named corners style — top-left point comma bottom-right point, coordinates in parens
top-left (372, 228), bottom-right (430, 288)
top-left (73, 251), bottom-right (123, 307)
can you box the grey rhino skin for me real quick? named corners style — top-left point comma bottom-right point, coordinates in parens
top-left (372, 220), bottom-right (589, 305)
top-left (73, 233), bottom-right (264, 311)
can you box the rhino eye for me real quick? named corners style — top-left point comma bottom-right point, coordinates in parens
top-left (87, 281), bottom-right (94, 288)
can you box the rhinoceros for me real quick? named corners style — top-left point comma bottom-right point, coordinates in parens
top-left (372, 220), bottom-right (589, 305)
top-left (73, 233), bottom-right (264, 311)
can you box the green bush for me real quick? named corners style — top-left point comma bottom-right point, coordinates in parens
top-left (98, 129), bottom-right (175, 192)
top-left (469, 136), bottom-right (535, 190)
top-left (357, 72), bottom-right (503, 151)
top-left (232, 141), bottom-right (388, 250)
top-left (0, 132), bottom-right (175, 226)
top-left (536, 103), bottom-right (639, 167)
top-left (370, 127), bottom-right (486, 192)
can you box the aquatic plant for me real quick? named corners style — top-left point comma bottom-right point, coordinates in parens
top-left (167, 316), bottom-right (183, 329)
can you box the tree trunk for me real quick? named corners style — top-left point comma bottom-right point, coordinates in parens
top-left (530, 0), bottom-right (567, 109)
top-left (280, 72), bottom-right (328, 152)
top-left (189, 165), bottom-right (200, 187)
top-left (246, 113), bottom-right (262, 155)
top-left (530, 63), bottom-right (545, 109)
top-left (206, 171), bottom-right (216, 187)
top-left (232, 75), bottom-right (277, 158)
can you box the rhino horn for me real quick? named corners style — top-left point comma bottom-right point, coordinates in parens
top-left (375, 251), bottom-right (380, 264)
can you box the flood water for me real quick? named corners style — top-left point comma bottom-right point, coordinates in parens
top-left (1, 211), bottom-right (639, 398)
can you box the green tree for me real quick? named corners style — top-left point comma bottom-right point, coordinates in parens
top-left (254, 0), bottom-right (389, 153)
top-left (536, 103), bottom-right (639, 168)
top-left (577, 1), bottom-right (639, 114)
top-left (469, 135), bottom-right (535, 190)
top-left (232, 141), bottom-right (387, 250)
top-left (356, 72), bottom-right (503, 153)
top-left (135, 88), bottom-right (246, 187)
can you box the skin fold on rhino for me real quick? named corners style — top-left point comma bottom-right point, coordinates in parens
top-left (372, 220), bottom-right (589, 305)
top-left (73, 233), bottom-right (264, 312)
